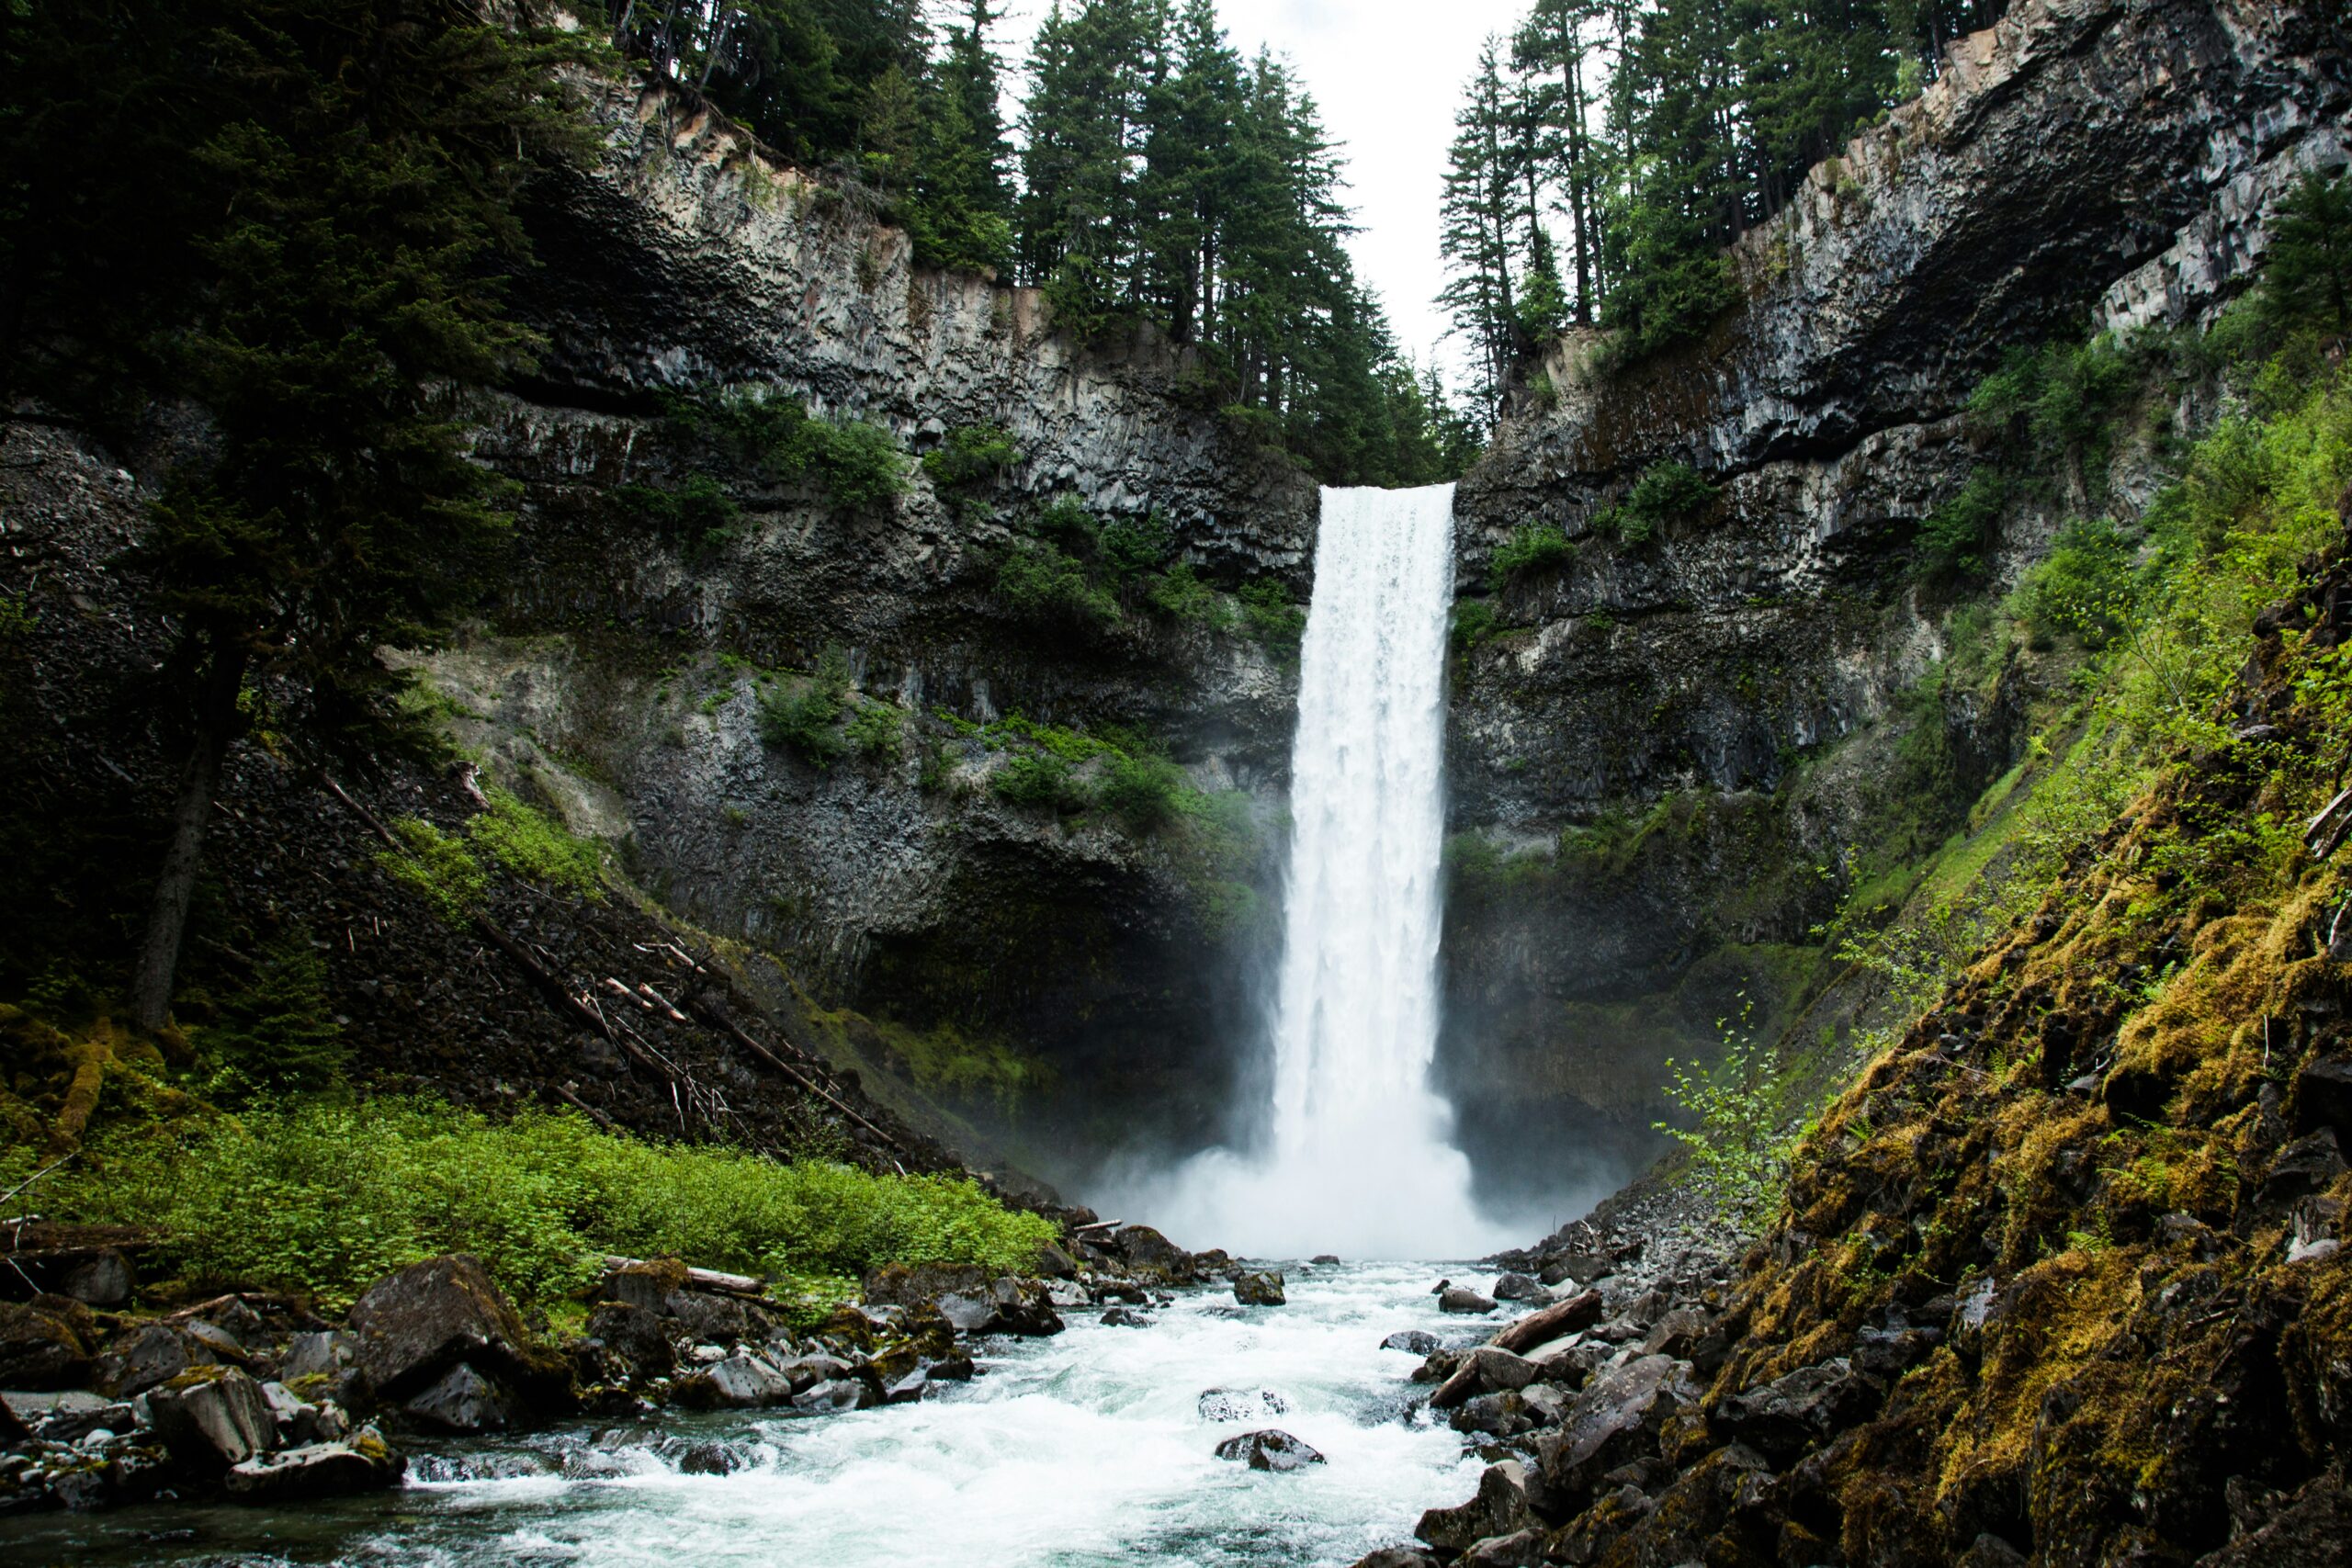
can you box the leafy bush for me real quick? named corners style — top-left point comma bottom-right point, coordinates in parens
top-left (664, 391), bottom-right (906, 511)
top-left (1238, 577), bottom-right (1305, 649)
top-left (990, 752), bottom-right (1087, 813)
top-left (1145, 561), bottom-right (1221, 622)
top-left (378, 818), bottom-right (487, 922)
top-left (1490, 523), bottom-right (1574, 586)
top-left (1102, 514), bottom-right (1177, 588)
top-left (618, 475), bottom-right (741, 554)
top-left (2007, 517), bottom-right (2133, 648)
top-left (1098, 753), bottom-right (1183, 832)
top-left (845, 701), bottom-right (905, 761)
top-left (757, 648), bottom-right (854, 767)
top-left (921, 423), bottom-right (1019, 491)
top-left (995, 541), bottom-right (1122, 635)
top-left (1913, 470), bottom-right (2008, 581)
top-left (469, 788), bottom-right (603, 900)
top-left (27, 1100), bottom-right (1057, 1310)
top-left (1655, 998), bottom-right (1798, 1230)
top-left (1452, 599), bottom-right (1498, 650)
top-left (1599, 460), bottom-right (1721, 546)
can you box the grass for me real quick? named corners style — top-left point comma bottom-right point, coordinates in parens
top-left (9, 1097), bottom-right (1057, 1313)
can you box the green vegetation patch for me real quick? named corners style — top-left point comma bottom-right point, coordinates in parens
top-left (13, 1098), bottom-right (1056, 1312)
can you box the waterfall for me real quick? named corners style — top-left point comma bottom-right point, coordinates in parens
top-left (1156, 484), bottom-right (1505, 1259)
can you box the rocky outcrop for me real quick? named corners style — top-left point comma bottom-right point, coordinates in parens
top-left (1439, 0), bottom-right (2351, 1205)
top-left (393, 79), bottom-right (1329, 1189)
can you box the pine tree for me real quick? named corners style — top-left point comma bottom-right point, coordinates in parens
top-left (1439, 39), bottom-right (1529, 416)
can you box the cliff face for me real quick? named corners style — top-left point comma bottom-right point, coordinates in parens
top-left (1441, 0), bottom-right (2352, 1207)
top-left (412, 84), bottom-right (1322, 1186)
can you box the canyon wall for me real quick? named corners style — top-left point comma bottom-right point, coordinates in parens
top-left (1441, 0), bottom-right (2351, 1207)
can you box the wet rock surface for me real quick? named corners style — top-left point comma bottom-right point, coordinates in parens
top-left (1211, 1427), bottom-right (1325, 1472)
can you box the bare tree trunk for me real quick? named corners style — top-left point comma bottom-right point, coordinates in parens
top-left (127, 646), bottom-right (248, 1031)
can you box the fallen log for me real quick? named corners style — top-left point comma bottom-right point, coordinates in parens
top-left (1492, 1289), bottom-right (1604, 1355)
top-left (602, 1255), bottom-right (764, 1296)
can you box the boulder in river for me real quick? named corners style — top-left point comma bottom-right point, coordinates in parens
top-left (1311, 1254), bottom-right (1342, 1266)
top-left (1233, 1270), bottom-right (1286, 1306)
top-left (404, 1361), bottom-right (514, 1433)
top-left (223, 1433), bottom-right (403, 1501)
top-left (1490, 1273), bottom-right (1545, 1303)
top-left (1417, 1461), bottom-right (1532, 1552)
top-left (148, 1366), bottom-right (277, 1471)
top-left (792, 1377), bottom-right (880, 1414)
top-left (1198, 1387), bottom-right (1291, 1423)
top-left (345, 1254), bottom-right (564, 1406)
top-left (1100, 1306), bottom-right (1151, 1327)
top-left (678, 1351), bottom-right (791, 1410)
top-left (1439, 1287), bottom-right (1498, 1314)
top-left (1213, 1428), bottom-right (1326, 1472)
top-left (1382, 1330), bottom-right (1441, 1355)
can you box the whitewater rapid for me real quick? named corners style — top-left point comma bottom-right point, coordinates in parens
top-left (1153, 484), bottom-right (1506, 1259)
top-left (5, 1265), bottom-right (1494, 1567)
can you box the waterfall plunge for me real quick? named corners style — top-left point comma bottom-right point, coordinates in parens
top-left (1156, 484), bottom-right (1506, 1260)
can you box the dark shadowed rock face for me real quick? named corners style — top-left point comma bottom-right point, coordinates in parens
top-left (1436, 0), bottom-right (2352, 1206)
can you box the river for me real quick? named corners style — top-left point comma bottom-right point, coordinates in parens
top-left (3, 1262), bottom-right (1493, 1567)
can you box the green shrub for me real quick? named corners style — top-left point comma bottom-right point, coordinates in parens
top-left (1656, 997), bottom-right (1799, 1230)
top-left (1098, 753), bottom-right (1183, 832)
top-left (1146, 562), bottom-right (1220, 622)
top-left (618, 475), bottom-right (741, 553)
top-left (663, 391), bottom-right (906, 511)
top-left (378, 818), bottom-right (488, 922)
top-left (1238, 577), bottom-right (1305, 649)
top-left (469, 788), bottom-right (604, 900)
top-left (1599, 460), bottom-right (1721, 546)
top-left (921, 423), bottom-right (1019, 491)
top-left (193, 930), bottom-right (345, 1102)
top-left (1913, 470), bottom-right (2008, 581)
top-left (845, 701), bottom-right (905, 762)
top-left (995, 542), bottom-right (1122, 635)
top-left (1100, 513), bottom-right (1175, 585)
top-left (1031, 495), bottom-right (1100, 555)
top-left (758, 649), bottom-right (851, 767)
top-left (990, 752), bottom-right (1088, 813)
top-left (2007, 516), bottom-right (2133, 648)
top-left (25, 1099), bottom-right (1057, 1311)
top-left (1452, 599), bottom-right (1498, 650)
top-left (1490, 523), bottom-right (1574, 586)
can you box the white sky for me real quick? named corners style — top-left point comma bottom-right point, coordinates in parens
top-left (990, 0), bottom-right (1536, 389)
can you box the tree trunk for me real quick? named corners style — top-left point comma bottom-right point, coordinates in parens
top-left (127, 645), bottom-right (248, 1031)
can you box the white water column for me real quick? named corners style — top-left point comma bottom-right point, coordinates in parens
top-left (1161, 483), bottom-right (1504, 1259)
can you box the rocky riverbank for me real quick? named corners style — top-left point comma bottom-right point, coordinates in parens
top-left (0, 1222), bottom-right (1232, 1517)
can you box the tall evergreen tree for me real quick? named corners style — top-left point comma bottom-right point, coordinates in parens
top-left (1439, 39), bottom-right (1530, 416)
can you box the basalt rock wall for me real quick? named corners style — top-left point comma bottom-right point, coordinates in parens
top-left (415, 82), bottom-right (1321, 1188)
top-left (1441, 0), bottom-right (2352, 1211)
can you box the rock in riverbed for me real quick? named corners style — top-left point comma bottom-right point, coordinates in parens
top-left (1214, 1428), bottom-right (1326, 1471)
top-left (1439, 1287), bottom-right (1498, 1314)
top-left (1233, 1270), bottom-right (1286, 1306)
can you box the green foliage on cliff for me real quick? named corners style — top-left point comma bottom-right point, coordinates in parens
top-left (922, 423), bottom-right (1020, 497)
top-left (1595, 460), bottom-right (1720, 546)
top-left (1491, 523), bottom-right (1575, 587)
top-left (757, 649), bottom-right (853, 766)
top-left (17, 1098), bottom-right (1056, 1310)
top-left (1912, 470), bottom-right (2008, 581)
top-left (377, 788), bottom-right (605, 922)
top-left (662, 390), bottom-right (907, 511)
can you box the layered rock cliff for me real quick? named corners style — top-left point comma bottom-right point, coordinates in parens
top-left (1439, 0), bottom-right (2351, 1209)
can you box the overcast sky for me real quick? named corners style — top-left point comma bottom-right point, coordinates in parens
top-left (991, 0), bottom-right (1537, 389)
